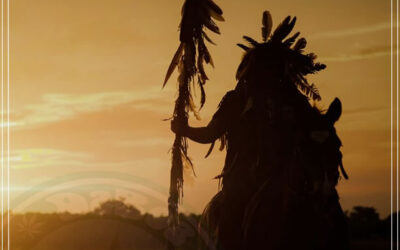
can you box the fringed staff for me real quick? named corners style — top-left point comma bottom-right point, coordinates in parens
top-left (162, 0), bottom-right (224, 236)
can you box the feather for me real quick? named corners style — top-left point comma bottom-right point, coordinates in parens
top-left (307, 53), bottom-right (317, 60)
top-left (163, 43), bottom-right (184, 88)
top-left (309, 84), bottom-right (321, 101)
top-left (188, 95), bottom-right (201, 120)
top-left (208, 6), bottom-right (225, 21)
top-left (197, 37), bottom-right (209, 81)
top-left (313, 63), bottom-right (326, 72)
top-left (287, 17), bottom-right (297, 33)
top-left (243, 35), bottom-right (259, 47)
top-left (197, 56), bottom-right (208, 82)
top-left (296, 77), bottom-right (321, 101)
top-left (202, 31), bottom-right (216, 45)
top-left (199, 81), bottom-right (206, 109)
top-left (219, 135), bottom-right (226, 151)
top-left (237, 43), bottom-right (250, 51)
top-left (293, 37), bottom-right (307, 51)
top-left (262, 11), bottom-right (273, 41)
top-left (271, 16), bottom-right (290, 40)
top-left (203, 45), bottom-right (214, 67)
top-left (283, 31), bottom-right (300, 47)
top-left (205, 141), bottom-right (215, 158)
top-left (205, 0), bottom-right (223, 16)
top-left (272, 16), bottom-right (296, 42)
top-left (197, 4), bottom-right (213, 25)
top-left (204, 18), bottom-right (220, 34)
top-left (180, 148), bottom-right (196, 180)
top-left (339, 160), bottom-right (349, 180)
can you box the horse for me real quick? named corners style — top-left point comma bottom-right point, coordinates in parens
top-left (240, 98), bottom-right (349, 250)
top-left (198, 97), bottom-right (349, 250)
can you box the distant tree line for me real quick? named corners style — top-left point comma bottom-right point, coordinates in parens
top-left (345, 206), bottom-right (397, 241)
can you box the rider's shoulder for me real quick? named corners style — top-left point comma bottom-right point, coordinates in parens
top-left (218, 89), bottom-right (244, 108)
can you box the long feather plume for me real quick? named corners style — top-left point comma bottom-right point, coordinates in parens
top-left (243, 36), bottom-right (259, 47)
top-left (262, 11), bottom-right (273, 41)
top-left (163, 43), bottom-right (184, 88)
top-left (271, 16), bottom-right (296, 42)
top-left (293, 37), bottom-right (307, 51)
top-left (162, 0), bottom-right (223, 244)
top-left (237, 43), bottom-right (250, 51)
top-left (283, 31), bottom-right (300, 47)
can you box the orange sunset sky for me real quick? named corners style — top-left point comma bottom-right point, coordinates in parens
top-left (10, 0), bottom-right (394, 217)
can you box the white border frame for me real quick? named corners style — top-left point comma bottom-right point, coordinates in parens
top-left (0, 1), bottom-right (398, 250)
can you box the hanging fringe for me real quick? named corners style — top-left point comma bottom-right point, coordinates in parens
top-left (162, 0), bottom-right (224, 243)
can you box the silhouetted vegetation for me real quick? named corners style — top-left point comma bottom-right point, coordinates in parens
top-left (345, 206), bottom-right (397, 249)
top-left (4, 199), bottom-right (203, 250)
top-left (347, 206), bottom-right (383, 239)
top-left (1, 199), bottom-right (395, 250)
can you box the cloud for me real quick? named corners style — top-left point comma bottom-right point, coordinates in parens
top-left (344, 106), bottom-right (388, 115)
top-left (320, 45), bottom-right (394, 62)
top-left (116, 137), bottom-right (171, 148)
top-left (10, 148), bottom-right (92, 169)
top-left (15, 88), bottom-right (171, 128)
top-left (9, 147), bottom-right (167, 170)
top-left (0, 121), bottom-right (19, 128)
top-left (310, 22), bottom-right (393, 40)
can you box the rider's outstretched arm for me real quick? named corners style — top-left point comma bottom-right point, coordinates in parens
top-left (171, 90), bottom-right (243, 144)
top-left (171, 115), bottom-right (225, 144)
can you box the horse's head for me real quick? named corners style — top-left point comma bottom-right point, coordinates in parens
top-left (300, 98), bottom-right (344, 199)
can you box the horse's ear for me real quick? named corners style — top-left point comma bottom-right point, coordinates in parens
top-left (326, 98), bottom-right (342, 124)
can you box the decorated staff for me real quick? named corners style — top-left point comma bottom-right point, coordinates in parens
top-left (162, 0), bottom-right (224, 230)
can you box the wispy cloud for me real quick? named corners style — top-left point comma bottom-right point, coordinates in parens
top-left (15, 88), bottom-right (170, 128)
top-left (320, 45), bottom-right (395, 62)
top-left (344, 106), bottom-right (387, 115)
top-left (10, 148), bottom-right (92, 169)
top-left (310, 22), bottom-right (393, 40)
top-left (9, 147), bottom-right (167, 170)
top-left (116, 137), bottom-right (171, 148)
top-left (0, 121), bottom-right (19, 128)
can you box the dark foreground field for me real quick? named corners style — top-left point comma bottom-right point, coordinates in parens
top-left (352, 240), bottom-right (389, 250)
top-left (4, 200), bottom-right (397, 250)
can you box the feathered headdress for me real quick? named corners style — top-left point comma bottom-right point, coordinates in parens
top-left (236, 11), bottom-right (326, 101)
